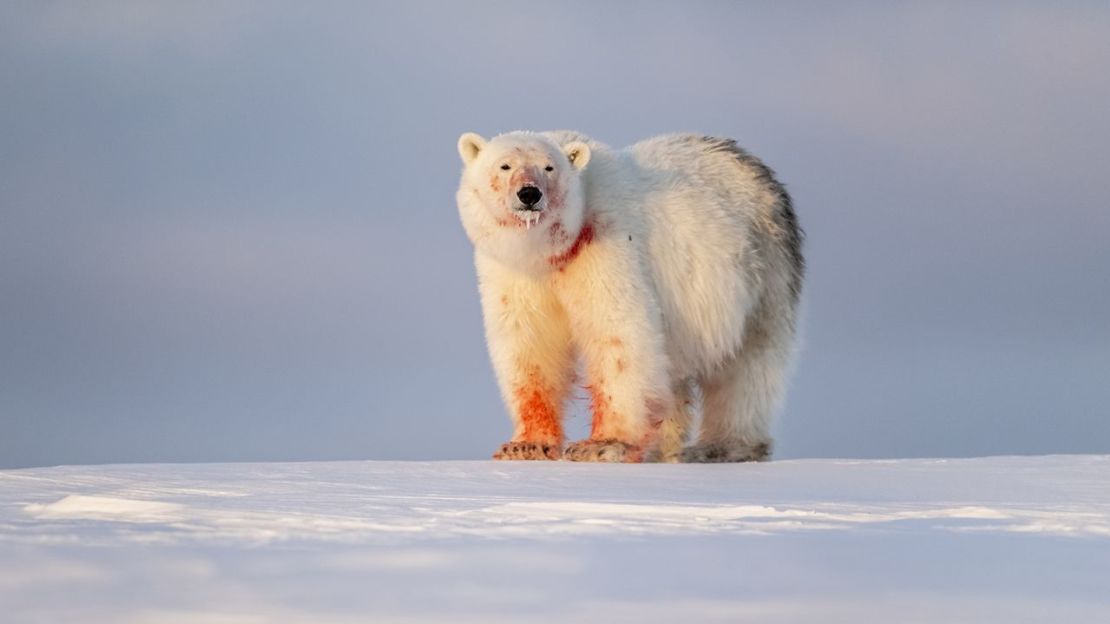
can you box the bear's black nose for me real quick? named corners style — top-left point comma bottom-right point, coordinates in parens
top-left (517, 186), bottom-right (542, 207)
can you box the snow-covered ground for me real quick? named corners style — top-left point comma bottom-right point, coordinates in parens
top-left (2, 456), bottom-right (1109, 623)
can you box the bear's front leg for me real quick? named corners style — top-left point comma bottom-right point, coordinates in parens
top-left (562, 348), bottom-right (673, 463)
top-left (477, 255), bottom-right (576, 460)
top-left (491, 360), bottom-right (568, 461)
top-left (554, 234), bottom-right (673, 463)
top-left (491, 362), bottom-right (565, 461)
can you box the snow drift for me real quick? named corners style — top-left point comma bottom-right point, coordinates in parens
top-left (2, 456), bottom-right (1109, 623)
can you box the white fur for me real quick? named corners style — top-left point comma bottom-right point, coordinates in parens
top-left (457, 131), bottom-right (803, 462)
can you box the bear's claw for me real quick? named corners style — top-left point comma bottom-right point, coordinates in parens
top-left (563, 439), bottom-right (642, 463)
top-left (492, 441), bottom-right (561, 461)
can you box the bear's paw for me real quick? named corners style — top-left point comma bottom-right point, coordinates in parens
top-left (492, 441), bottom-right (561, 461)
top-left (680, 441), bottom-right (771, 463)
top-left (563, 439), bottom-right (643, 463)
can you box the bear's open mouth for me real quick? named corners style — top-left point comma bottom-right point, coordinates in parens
top-left (509, 207), bottom-right (545, 229)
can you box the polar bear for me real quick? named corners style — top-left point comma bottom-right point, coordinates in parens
top-left (456, 131), bottom-right (803, 463)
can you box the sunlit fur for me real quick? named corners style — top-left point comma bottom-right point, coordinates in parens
top-left (457, 131), bottom-right (804, 463)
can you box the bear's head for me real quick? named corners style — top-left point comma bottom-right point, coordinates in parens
top-left (456, 131), bottom-right (591, 274)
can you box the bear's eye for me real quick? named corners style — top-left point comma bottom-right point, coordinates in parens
top-left (500, 164), bottom-right (511, 171)
top-left (544, 165), bottom-right (554, 172)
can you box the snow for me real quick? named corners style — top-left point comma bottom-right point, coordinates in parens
top-left (2, 456), bottom-right (1109, 623)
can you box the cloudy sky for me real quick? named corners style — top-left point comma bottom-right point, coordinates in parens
top-left (2, 2), bottom-right (1108, 468)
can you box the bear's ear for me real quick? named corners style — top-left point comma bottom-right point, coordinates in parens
top-left (563, 141), bottom-right (591, 171)
top-left (457, 132), bottom-right (487, 166)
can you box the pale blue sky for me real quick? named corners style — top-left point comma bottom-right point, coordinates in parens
top-left (2, 2), bottom-right (1108, 468)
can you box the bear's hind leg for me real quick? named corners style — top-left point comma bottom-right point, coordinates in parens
top-left (646, 380), bottom-right (694, 463)
top-left (682, 341), bottom-right (787, 463)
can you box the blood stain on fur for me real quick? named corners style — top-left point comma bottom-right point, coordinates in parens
top-left (548, 220), bottom-right (569, 246)
top-left (640, 396), bottom-right (667, 449)
top-left (549, 222), bottom-right (595, 269)
top-left (587, 381), bottom-right (614, 438)
top-left (546, 182), bottom-right (565, 211)
top-left (514, 368), bottom-right (562, 443)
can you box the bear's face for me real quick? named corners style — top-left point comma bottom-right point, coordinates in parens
top-left (456, 132), bottom-right (591, 274)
